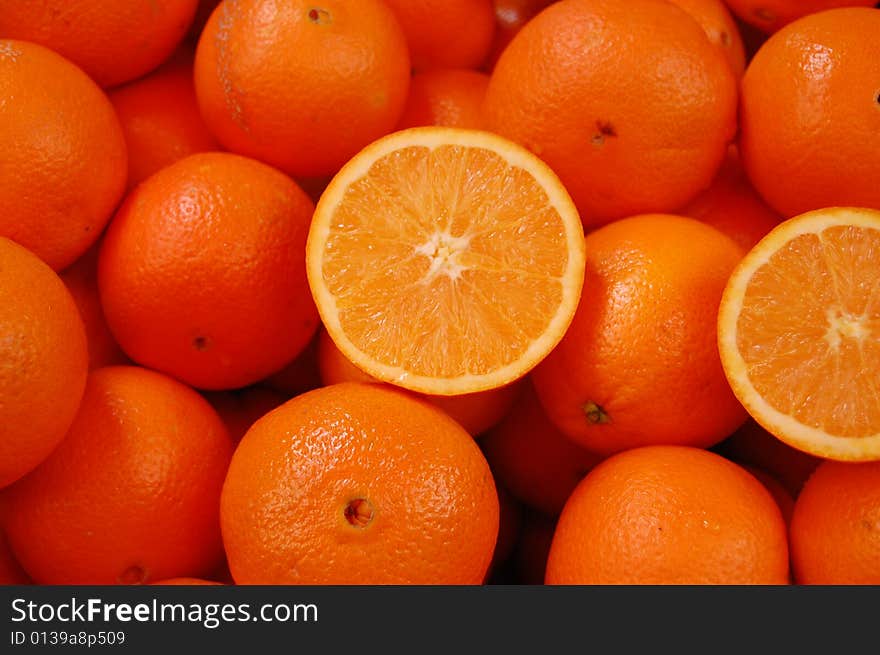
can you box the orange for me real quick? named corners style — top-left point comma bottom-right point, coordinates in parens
top-left (221, 383), bottom-right (499, 584)
top-left (513, 510), bottom-right (556, 585)
top-left (383, 0), bottom-right (496, 71)
top-left (151, 577), bottom-right (222, 585)
top-left (533, 214), bottom-right (747, 455)
top-left (261, 333), bottom-right (323, 397)
top-left (718, 207), bottom-right (880, 461)
top-left (0, 1), bottom-right (197, 87)
top-left (485, 0), bottom-right (556, 71)
top-left (0, 238), bottom-right (88, 489)
top-left (715, 419), bottom-right (821, 496)
top-left (681, 145), bottom-right (783, 251)
top-left (194, 0), bottom-right (410, 178)
top-left (744, 466), bottom-right (795, 524)
top-left (546, 446), bottom-right (790, 584)
top-left (5, 366), bottom-right (233, 584)
top-left (739, 8), bottom-right (880, 217)
top-left (307, 127), bottom-right (585, 396)
top-left (0, 40), bottom-right (127, 271)
top-left (397, 69), bottom-right (490, 130)
top-left (0, 529), bottom-right (30, 585)
top-left (204, 386), bottom-right (287, 443)
top-left (60, 243), bottom-right (129, 370)
top-left (318, 329), bottom-right (520, 436)
top-left (790, 460), bottom-right (880, 584)
top-left (109, 48), bottom-right (218, 191)
top-left (667, 0), bottom-right (746, 76)
top-left (99, 152), bottom-right (319, 390)
top-left (482, 0), bottom-right (737, 227)
top-left (723, 0), bottom-right (876, 33)
top-left (481, 380), bottom-right (603, 515)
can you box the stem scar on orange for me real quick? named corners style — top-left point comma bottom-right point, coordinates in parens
top-left (306, 127), bottom-right (586, 396)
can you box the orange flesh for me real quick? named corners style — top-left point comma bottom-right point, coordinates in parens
top-left (737, 225), bottom-right (880, 438)
top-left (320, 144), bottom-right (570, 379)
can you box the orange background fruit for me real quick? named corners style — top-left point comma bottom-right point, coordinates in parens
top-left (546, 446), bottom-right (790, 584)
top-left (204, 386), bottom-right (287, 442)
top-left (5, 366), bottom-right (233, 585)
top-left (99, 152), bottom-right (319, 390)
top-left (194, 0), bottom-right (410, 177)
top-left (532, 214), bottom-right (747, 455)
top-left (0, 40), bottom-right (127, 271)
top-left (485, 0), bottom-right (556, 71)
top-left (221, 383), bottom-right (499, 584)
top-left (0, 238), bottom-right (88, 489)
top-left (397, 69), bottom-right (490, 130)
top-left (723, 0), bottom-right (877, 33)
top-left (667, 0), bottom-right (746, 76)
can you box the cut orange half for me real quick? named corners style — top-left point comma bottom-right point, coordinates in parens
top-left (718, 207), bottom-right (880, 461)
top-left (306, 127), bottom-right (585, 395)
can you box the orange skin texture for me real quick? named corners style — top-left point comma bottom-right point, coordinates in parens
top-left (723, 0), bottom-right (876, 33)
top-left (5, 367), bottom-right (233, 584)
top-left (546, 446), bottom-right (790, 584)
top-left (485, 0), bottom-right (556, 71)
top-left (383, 0), bottom-right (496, 71)
top-left (514, 510), bottom-right (556, 585)
top-left (109, 48), bottom-right (219, 191)
top-left (60, 243), bottom-right (129, 370)
top-left (744, 466), bottom-right (795, 525)
top-left (194, 0), bottom-right (410, 178)
top-left (0, 40), bottom-right (127, 271)
top-left (532, 214), bottom-right (747, 455)
top-left (739, 7), bottom-right (880, 217)
top-left (791, 461), bottom-right (880, 584)
top-left (204, 386), bottom-right (288, 443)
top-left (317, 329), bottom-right (520, 436)
top-left (0, 0), bottom-right (198, 87)
top-left (681, 145), bottom-right (783, 251)
top-left (482, 0), bottom-right (738, 228)
top-left (98, 152), bottom-right (319, 391)
top-left (221, 383), bottom-right (499, 584)
top-left (397, 69), bottom-right (490, 130)
top-left (481, 380), bottom-right (604, 515)
top-left (715, 419), bottom-right (821, 497)
top-left (0, 238), bottom-right (88, 489)
top-left (667, 0), bottom-right (746, 76)
top-left (151, 577), bottom-right (222, 585)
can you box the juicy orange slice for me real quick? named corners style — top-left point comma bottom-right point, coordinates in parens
top-left (306, 127), bottom-right (585, 395)
top-left (718, 207), bottom-right (880, 461)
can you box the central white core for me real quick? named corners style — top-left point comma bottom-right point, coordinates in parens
top-left (824, 306), bottom-right (869, 350)
top-left (415, 231), bottom-right (471, 282)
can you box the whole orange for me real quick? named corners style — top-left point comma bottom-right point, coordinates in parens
top-left (5, 366), bottom-right (233, 584)
top-left (0, 40), bottom-right (127, 271)
top-left (791, 461), bottom-right (880, 584)
top-left (109, 48), bottom-right (218, 190)
top-left (397, 69), bottom-right (490, 130)
top-left (98, 152), bottom-right (318, 390)
top-left (383, 0), bottom-right (496, 71)
top-left (482, 0), bottom-right (737, 227)
top-left (481, 380), bottom-right (603, 515)
top-left (739, 7), bottom-right (880, 217)
top-left (667, 0), bottom-right (746, 76)
top-left (0, 238), bottom-right (88, 489)
top-left (546, 446), bottom-right (790, 584)
top-left (532, 214), bottom-right (747, 455)
top-left (221, 383), bottom-right (499, 584)
top-left (723, 0), bottom-right (876, 33)
top-left (194, 0), bottom-right (410, 177)
top-left (0, 0), bottom-right (198, 87)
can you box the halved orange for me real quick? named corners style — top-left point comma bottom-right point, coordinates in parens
top-left (306, 127), bottom-right (585, 395)
top-left (718, 207), bottom-right (880, 461)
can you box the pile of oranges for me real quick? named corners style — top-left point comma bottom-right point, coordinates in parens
top-left (0, 0), bottom-right (878, 586)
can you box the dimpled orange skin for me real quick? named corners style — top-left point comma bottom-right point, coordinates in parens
top-left (98, 152), bottom-right (319, 391)
top-left (482, 0), bottom-right (737, 227)
top-left (546, 446), bottom-right (790, 584)
top-left (723, 0), bottom-right (876, 33)
top-left (791, 461), bottom-right (880, 584)
top-left (4, 366), bottom-right (233, 585)
top-left (666, 0), bottom-right (746, 76)
top-left (0, 40), bottom-right (127, 271)
top-left (0, 0), bottom-right (198, 87)
top-left (317, 329), bottom-right (520, 436)
top-left (532, 215), bottom-right (747, 455)
top-left (0, 238), bottom-right (88, 489)
top-left (739, 8), bottom-right (880, 218)
top-left (194, 0), bottom-right (410, 178)
top-left (109, 49), bottom-right (219, 191)
top-left (383, 0), bottom-right (496, 71)
top-left (397, 69), bottom-right (490, 130)
top-left (221, 383), bottom-right (499, 585)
